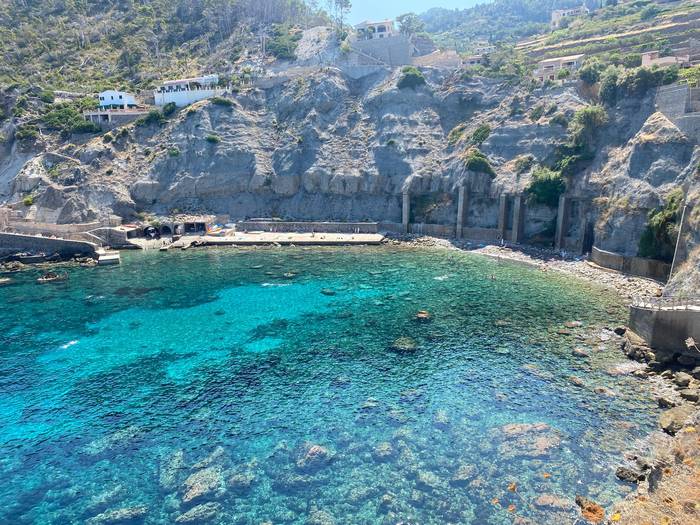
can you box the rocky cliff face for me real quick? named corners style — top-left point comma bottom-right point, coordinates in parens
top-left (1, 67), bottom-right (699, 285)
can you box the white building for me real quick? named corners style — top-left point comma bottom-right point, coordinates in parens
top-left (154, 74), bottom-right (223, 107)
top-left (98, 90), bottom-right (138, 109)
top-left (533, 53), bottom-right (585, 83)
top-left (355, 20), bottom-right (397, 40)
top-left (551, 6), bottom-right (589, 29)
top-left (473, 42), bottom-right (496, 56)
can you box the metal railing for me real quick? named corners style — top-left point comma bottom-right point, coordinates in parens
top-left (631, 296), bottom-right (700, 311)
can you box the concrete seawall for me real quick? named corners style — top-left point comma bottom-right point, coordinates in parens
top-left (0, 232), bottom-right (97, 257)
top-left (591, 246), bottom-right (670, 282)
top-left (629, 304), bottom-right (700, 365)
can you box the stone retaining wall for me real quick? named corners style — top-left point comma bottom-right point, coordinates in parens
top-left (0, 232), bottom-right (96, 257)
top-left (629, 306), bottom-right (700, 364)
top-left (591, 246), bottom-right (670, 282)
top-left (237, 221), bottom-right (379, 234)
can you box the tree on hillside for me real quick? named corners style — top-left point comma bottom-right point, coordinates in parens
top-left (397, 13), bottom-right (425, 37)
top-left (326, 0), bottom-right (351, 32)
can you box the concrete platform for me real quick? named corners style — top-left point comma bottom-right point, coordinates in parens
top-left (172, 232), bottom-right (385, 248)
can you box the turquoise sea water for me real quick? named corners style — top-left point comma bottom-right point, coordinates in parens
top-left (0, 247), bottom-right (658, 524)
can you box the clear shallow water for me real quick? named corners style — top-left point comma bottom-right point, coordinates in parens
top-left (0, 246), bottom-right (658, 524)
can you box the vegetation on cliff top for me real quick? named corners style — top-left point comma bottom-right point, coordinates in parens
top-left (397, 67), bottom-right (427, 90)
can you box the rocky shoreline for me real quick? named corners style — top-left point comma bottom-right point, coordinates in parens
top-left (386, 234), bottom-right (699, 524)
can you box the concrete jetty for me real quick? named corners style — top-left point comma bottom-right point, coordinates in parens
top-left (167, 232), bottom-right (384, 249)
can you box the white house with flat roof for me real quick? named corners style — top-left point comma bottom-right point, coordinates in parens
top-left (355, 20), bottom-right (397, 40)
top-left (551, 6), bottom-right (589, 29)
top-left (533, 53), bottom-right (585, 82)
top-left (154, 74), bottom-right (223, 107)
top-left (98, 90), bottom-right (137, 109)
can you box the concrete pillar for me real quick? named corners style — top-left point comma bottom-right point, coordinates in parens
top-left (456, 186), bottom-right (468, 239)
top-left (511, 194), bottom-right (525, 243)
top-left (402, 192), bottom-right (410, 234)
top-left (555, 195), bottom-right (570, 251)
top-left (497, 194), bottom-right (508, 240)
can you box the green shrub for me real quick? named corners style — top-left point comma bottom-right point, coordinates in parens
top-left (639, 5), bottom-right (659, 20)
top-left (168, 147), bottom-right (180, 157)
top-left (638, 188), bottom-right (684, 261)
top-left (43, 106), bottom-right (100, 134)
top-left (550, 112), bottom-right (568, 127)
top-left (0, 107), bottom-right (6, 121)
top-left (397, 66), bottom-right (426, 89)
top-left (569, 105), bottom-right (608, 149)
top-left (22, 195), bottom-right (34, 206)
top-left (469, 123), bottom-right (491, 145)
top-left (514, 155), bottom-right (534, 174)
top-left (448, 124), bottom-right (465, 145)
top-left (461, 148), bottom-right (495, 177)
top-left (137, 110), bottom-right (165, 126)
top-left (205, 134), bottom-right (220, 144)
top-left (526, 167), bottom-right (565, 207)
top-left (103, 132), bottom-right (113, 143)
top-left (211, 97), bottom-right (233, 107)
top-left (39, 90), bottom-right (55, 104)
top-left (162, 102), bottom-right (177, 116)
top-left (268, 23), bottom-right (302, 60)
top-left (15, 124), bottom-right (39, 141)
top-left (530, 105), bottom-right (545, 121)
top-left (556, 68), bottom-right (570, 80)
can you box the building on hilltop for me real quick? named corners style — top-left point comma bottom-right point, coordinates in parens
top-left (551, 6), bottom-right (589, 29)
top-left (84, 89), bottom-right (148, 129)
top-left (533, 54), bottom-right (585, 83)
top-left (641, 50), bottom-right (690, 68)
top-left (464, 55), bottom-right (487, 67)
top-left (355, 20), bottom-right (397, 40)
top-left (98, 90), bottom-right (137, 110)
top-left (154, 74), bottom-right (223, 107)
top-left (473, 42), bottom-right (496, 56)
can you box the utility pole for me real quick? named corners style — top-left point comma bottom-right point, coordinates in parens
top-left (670, 202), bottom-right (689, 278)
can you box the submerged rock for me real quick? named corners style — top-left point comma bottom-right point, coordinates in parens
top-left (181, 466), bottom-right (225, 505)
top-left (159, 449), bottom-right (185, 491)
top-left (372, 442), bottom-right (395, 462)
top-left (191, 446), bottom-right (227, 470)
top-left (415, 470), bottom-right (442, 492)
top-left (227, 470), bottom-right (256, 494)
top-left (82, 485), bottom-right (124, 518)
top-left (174, 502), bottom-right (222, 523)
top-left (295, 443), bottom-right (333, 473)
top-left (83, 426), bottom-right (142, 457)
top-left (307, 506), bottom-right (336, 525)
top-left (571, 348), bottom-right (590, 358)
top-left (497, 422), bottom-right (561, 458)
top-left (86, 506), bottom-right (148, 525)
top-left (533, 493), bottom-right (573, 511)
top-left (449, 464), bottom-right (476, 487)
top-left (569, 376), bottom-right (585, 387)
top-left (390, 337), bottom-right (418, 353)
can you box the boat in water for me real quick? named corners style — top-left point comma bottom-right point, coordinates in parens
top-left (36, 272), bottom-right (68, 284)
